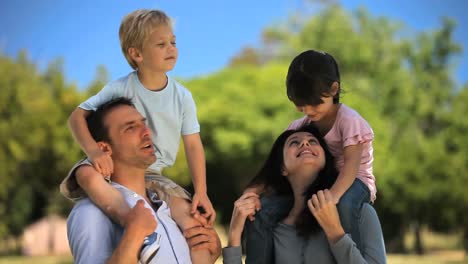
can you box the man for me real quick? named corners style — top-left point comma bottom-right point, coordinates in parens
top-left (66, 97), bottom-right (220, 264)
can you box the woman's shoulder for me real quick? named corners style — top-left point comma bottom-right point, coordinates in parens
top-left (258, 194), bottom-right (293, 222)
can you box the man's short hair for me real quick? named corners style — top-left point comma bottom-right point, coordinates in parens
top-left (86, 97), bottom-right (135, 142)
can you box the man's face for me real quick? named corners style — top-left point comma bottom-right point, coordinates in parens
top-left (103, 105), bottom-right (156, 169)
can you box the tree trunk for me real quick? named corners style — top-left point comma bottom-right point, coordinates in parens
top-left (413, 222), bottom-right (424, 255)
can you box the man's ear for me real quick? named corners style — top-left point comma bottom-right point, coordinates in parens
top-left (97, 141), bottom-right (112, 156)
top-left (330, 82), bottom-right (340, 96)
top-left (128, 47), bottom-right (143, 64)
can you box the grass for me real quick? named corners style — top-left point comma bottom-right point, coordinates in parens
top-left (0, 226), bottom-right (465, 264)
top-left (0, 253), bottom-right (466, 264)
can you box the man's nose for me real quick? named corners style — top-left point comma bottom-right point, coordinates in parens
top-left (142, 125), bottom-right (151, 137)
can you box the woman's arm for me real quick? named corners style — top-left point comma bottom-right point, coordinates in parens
top-left (223, 193), bottom-right (261, 264)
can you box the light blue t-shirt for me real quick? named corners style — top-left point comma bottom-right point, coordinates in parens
top-left (67, 183), bottom-right (192, 264)
top-left (80, 71), bottom-right (200, 171)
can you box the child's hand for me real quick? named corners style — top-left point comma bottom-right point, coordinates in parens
top-left (243, 184), bottom-right (266, 195)
top-left (191, 192), bottom-right (216, 226)
top-left (89, 149), bottom-right (114, 177)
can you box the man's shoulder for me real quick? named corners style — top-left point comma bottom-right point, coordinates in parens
top-left (68, 198), bottom-right (115, 229)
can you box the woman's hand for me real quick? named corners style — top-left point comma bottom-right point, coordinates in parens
top-left (228, 192), bottom-right (261, 247)
top-left (307, 189), bottom-right (345, 244)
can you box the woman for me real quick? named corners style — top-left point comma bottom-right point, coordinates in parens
top-left (223, 124), bottom-right (386, 263)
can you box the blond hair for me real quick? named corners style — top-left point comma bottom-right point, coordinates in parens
top-left (119, 9), bottom-right (172, 69)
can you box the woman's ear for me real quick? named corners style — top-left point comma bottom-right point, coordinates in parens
top-left (330, 82), bottom-right (340, 96)
top-left (281, 166), bottom-right (288, 176)
top-left (97, 141), bottom-right (112, 156)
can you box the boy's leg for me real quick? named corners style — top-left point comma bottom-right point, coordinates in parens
top-left (145, 171), bottom-right (213, 264)
top-left (337, 179), bottom-right (370, 252)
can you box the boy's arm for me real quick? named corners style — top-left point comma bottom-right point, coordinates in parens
top-left (182, 133), bottom-right (215, 222)
top-left (68, 107), bottom-right (113, 176)
top-left (76, 165), bottom-right (131, 226)
top-left (329, 143), bottom-right (363, 204)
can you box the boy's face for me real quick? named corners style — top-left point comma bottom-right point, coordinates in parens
top-left (136, 24), bottom-right (178, 73)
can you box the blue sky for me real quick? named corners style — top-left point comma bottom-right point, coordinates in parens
top-left (1, 0), bottom-right (466, 89)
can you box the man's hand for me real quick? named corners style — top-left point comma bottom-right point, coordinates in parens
top-left (191, 192), bottom-right (216, 226)
top-left (184, 225), bottom-right (221, 263)
top-left (89, 148), bottom-right (114, 177)
top-left (125, 200), bottom-right (157, 238)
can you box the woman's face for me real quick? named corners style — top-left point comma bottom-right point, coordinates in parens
top-left (282, 132), bottom-right (325, 178)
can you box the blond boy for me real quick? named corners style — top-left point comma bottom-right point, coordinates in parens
top-left (61, 9), bottom-right (214, 264)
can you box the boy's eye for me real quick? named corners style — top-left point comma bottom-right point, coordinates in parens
top-left (171, 41), bottom-right (176, 46)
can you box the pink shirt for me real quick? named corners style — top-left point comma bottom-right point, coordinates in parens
top-left (288, 104), bottom-right (376, 202)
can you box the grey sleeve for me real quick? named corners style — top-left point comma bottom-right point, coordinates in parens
top-left (330, 204), bottom-right (387, 264)
top-left (67, 199), bottom-right (122, 264)
top-left (222, 246), bottom-right (243, 264)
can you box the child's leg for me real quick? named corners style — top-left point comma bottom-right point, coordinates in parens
top-left (145, 172), bottom-right (212, 264)
top-left (337, 179), bottom-right (370, 252)
top-left (76, 164), bottom-right (130, 226)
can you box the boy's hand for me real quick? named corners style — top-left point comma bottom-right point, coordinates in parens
top-left (89, 149), bottom-right (114, 177)
top-left (191, 192), bottom-right (216, 226)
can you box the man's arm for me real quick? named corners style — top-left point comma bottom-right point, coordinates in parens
top-left (106, 200), bottom-right (157, 264)
top-left (67, 199), bottom-right (156, 264)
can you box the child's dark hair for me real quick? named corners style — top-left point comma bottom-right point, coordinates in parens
top-left (247, 123), bottom-right (338, 236)
top-left (286, 50), bottom-right (341, 106)
top-left (86, 97), bottom-right (135, 142)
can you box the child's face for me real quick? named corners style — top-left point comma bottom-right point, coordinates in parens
top-left (137, 24), bottom-right (178, 73)
top-left (295, 95), bottom-right (336, 122)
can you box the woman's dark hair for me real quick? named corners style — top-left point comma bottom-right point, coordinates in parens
top-left (286, 50), bottom-right (341, 106)
top-left (248, 123), bottom-right (338, 236)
